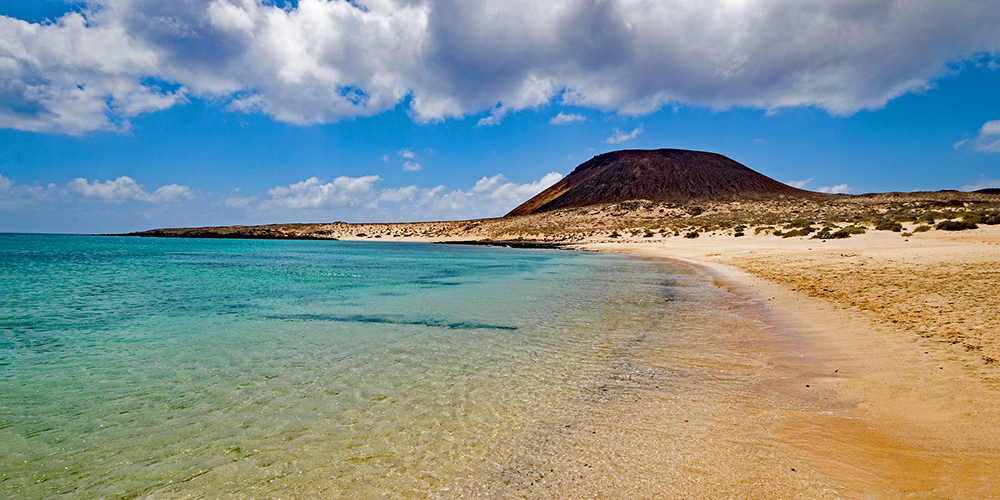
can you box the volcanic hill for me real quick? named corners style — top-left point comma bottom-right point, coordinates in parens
top-left (506, 149), bottom-right (826, 216)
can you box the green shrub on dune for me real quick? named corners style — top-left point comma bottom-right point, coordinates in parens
top-left (812, 227), bottom-right (852, 239)
top-left (784, 218), bottom-right (814, 229)
top-left (936, 220), bottom-right (978, 231)
top-left (874, 220), bottom-right (903, 232)
top-left (782, 227), bottom-right (815, 238)
top-left (959, 212), bottom-right (985, 224)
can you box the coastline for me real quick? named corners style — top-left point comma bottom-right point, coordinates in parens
top-left (112, 218), bottom-right (1000, 495)
top-left (574, 229), bottom-right (1000, 497)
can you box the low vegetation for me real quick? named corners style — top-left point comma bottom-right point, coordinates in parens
top-left (936, 220), bottom-right (978, 231)
top-left (129, 191), bottom-right (1000, 243)
top-left (811, 227), bottom-right (852, 239)
top-left (874, 220), bottom-right (904, 232)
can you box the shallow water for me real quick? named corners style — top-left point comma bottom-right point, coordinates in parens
top-left (1, 235), bottom-right (711, 499)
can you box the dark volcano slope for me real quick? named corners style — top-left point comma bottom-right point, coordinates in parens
top-left (507, 149), bottom-right (826, 216)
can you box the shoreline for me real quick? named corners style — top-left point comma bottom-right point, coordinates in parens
top-left (574, 232), bottom-right (1000, 497)
top-left (107, 223), bottom-right (1000, 495)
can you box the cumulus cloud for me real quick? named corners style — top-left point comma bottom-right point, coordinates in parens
top-left (254, 171), bottom-right (562, 219)
top-left (606, 125), bottom-right (643, 144)
top-left (0, 173), bottom-right (55, 208)
top-left (262, 175), bottom-right (382, 209)
top-left (2, 0), bottom-right (998, 134)
top-left (384, 172), bottom-right (563, 218)
top-left (2, 173), bottom-right (193, 211)
top-left (402, 161), bottom-right (423, 171)
top-left (786, 178), bottom-right (814, 189)
top-left (397, 148), bottom-right (417, 159)
top-left (68, 176), bottom-right (194, 202)
top-left (816, 184), bottom-right (854, 194)
top-left (972, 120), bottom-right (1000, 152)
top-left (0, 13), bottom-right (185, 134)
top-left (550, 112), bottom-right (585, 125)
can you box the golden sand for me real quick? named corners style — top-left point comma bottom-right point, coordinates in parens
top-left (574, 227), bottom-right (1000, 498)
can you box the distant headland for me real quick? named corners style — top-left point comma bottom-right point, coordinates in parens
top-left (123, 148), bottom-right (999, 243)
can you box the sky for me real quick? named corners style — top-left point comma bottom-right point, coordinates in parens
top-left (1, 0), bottom-right (998, 234)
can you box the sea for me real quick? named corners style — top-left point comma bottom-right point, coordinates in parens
top-left (0, 234), bottom-right (796, 499)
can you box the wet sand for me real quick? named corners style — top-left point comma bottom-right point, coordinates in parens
top-left (447, 260), bottom-right (846, 498)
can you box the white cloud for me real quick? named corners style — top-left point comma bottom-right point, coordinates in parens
top-left (816, 184), bottom-right (854, 194)
top-left (980, 120), bottom-right (1000, 134)
top-left (477, 105), bottom-right (508, 127)
top-left (402, 172), bottom-right (563, 218)
top-left (606, 125), bottom-right (643, 144)
top-left (151, 183), bottom-right (195, 201)
top-left (0, 13), bottom-right (184, 134)
top-left (0, 173), bottom-right (54, 208)
top-left (972, 120), bottom-right (1000, 152)
top-left (550, 111), bottom-right (585, 124)
top-left (222, 194), bottom-right (256, 208)
top-left (3, 1), bottom-right (998, 134)
top-left (5, 172), bottom-right (194, 209)
top-left (68, 176), bottom-right (143, 203)
top-left (396, 149), bottom-right (422, 171)
top-left (262, 175), bottom-right (382, 209)
top-left (786, 178), bottom-right (813, 189)
top-left (68, 176), bottom-right (194, 202)
top-left (962, 175), bottom-right (1000, 191)
top-left (5, 168), bottom-right (563, 224)
top-left (255, 171), bottom-right (562, 219)
top-left (378, 185), bottom-right (422, 203)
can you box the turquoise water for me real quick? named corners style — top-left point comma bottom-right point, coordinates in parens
top-left (0, 235), bottom-right (685, 498)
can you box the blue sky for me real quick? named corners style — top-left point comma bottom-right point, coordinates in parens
top-left (1, 0), bottom-right (998, 234)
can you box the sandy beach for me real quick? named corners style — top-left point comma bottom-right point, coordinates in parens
top-left (572, 226), bottom-right (1000, 497)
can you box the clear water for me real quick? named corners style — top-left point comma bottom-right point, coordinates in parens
top-left (0, 234), bottom-right (692, 499)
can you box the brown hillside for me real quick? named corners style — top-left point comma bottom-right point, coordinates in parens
top-left (507, 149), bottom-right (827, 216)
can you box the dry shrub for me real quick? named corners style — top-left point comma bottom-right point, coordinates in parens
top-left (936, 220), bottom-right (978, 231)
